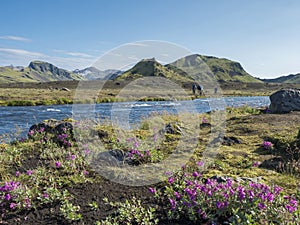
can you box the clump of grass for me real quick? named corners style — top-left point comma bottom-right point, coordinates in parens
top-left (226, 105), bottom-right (261, 115)
top-left (100, 196), bottom-right (158, 225)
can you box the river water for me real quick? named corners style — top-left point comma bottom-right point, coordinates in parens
top-left (0, 96), bottom-right (270, 138)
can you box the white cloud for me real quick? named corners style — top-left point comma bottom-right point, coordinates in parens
top-left (46, 56), bottom-right (96, 70)
top-left (0, 35), bottom-right (31, 42)
top-left (0, 47), bottom-right (96, 70)
top-left (128, 56), bottom-right (139, 60)
top-left (53, 49), bottom-right (93, 58)
top-left (0, 48), bottom-right (45, 57)
top-left (126, 42), bottom-right (149, 47)
top-left (106, 52), bottom-right (122, 57)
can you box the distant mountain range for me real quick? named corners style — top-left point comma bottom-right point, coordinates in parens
top-left (260, 73), bottom-right (300, 84)
top-left (0, 54), bottom-right (298, 84)
top-left (73, 67), bottom-right (122, 80)
top-left (0, 61), bottom-right (82, 83)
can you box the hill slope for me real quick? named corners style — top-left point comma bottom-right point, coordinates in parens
top-left (169, 54), bottom-right (262, 83)
top-left (0, 61), bottom-right (83, 83)
top-left (115, 58), bottom-right (194, 83)
top-left (261, 73), bottom-right (300, 84)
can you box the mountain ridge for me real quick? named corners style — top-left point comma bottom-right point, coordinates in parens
top-left (169, 54), bottom-right (262, 83)
top-left (260, 73), bottom-right (300, 84)
top-left (115, 58), bottom-right (194, 83)
top-left (0, 54), bottom-right (298, 84)
top-left (0, 61), bottom-right (83, 83)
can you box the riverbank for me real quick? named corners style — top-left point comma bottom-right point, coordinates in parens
top-left (0, 80), bottom-right (299, 106)
top-left (1, 107), bottom-right (300, 224)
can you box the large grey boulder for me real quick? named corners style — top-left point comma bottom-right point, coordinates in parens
top-left (269, 89), bottom-right (300, 113)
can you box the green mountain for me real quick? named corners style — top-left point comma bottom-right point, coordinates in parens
top-left (261, 73), bottom-right (300, 84)
top-left (115, 58), bottom-right (194, 83)
top-left (0, 66), bottom-right (35, 83)
top-left (0, 61), bottom-right (83, 83)
top-left (169, 54), bottom-right (262, 83)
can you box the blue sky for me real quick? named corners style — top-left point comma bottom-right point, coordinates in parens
top-left (0, 0), bottom-right (299, 78)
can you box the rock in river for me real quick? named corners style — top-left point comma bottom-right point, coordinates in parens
top-left (269, 89), bottom-right (300, 113)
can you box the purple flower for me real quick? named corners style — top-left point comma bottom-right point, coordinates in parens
top-left (43, 193), bottom-right (49, 198)
top-left (274, 186), bottom-right (283, 195)
top-left (25, 197), bottom-right (31, 208)
top-left (185, 188), bottom-right (196, 200)
top-left (267, 193), bottom-right (274, 202)
top-left (216, 201), bottom-right (225, 209)
top-left (133, 141), bottom-right (139, 148)
top-left (15, 171), bottom-right (20, 177)
top-left (202, 117), bottom-right (208, 123)
top-left (168, 177), bottom-right (175, 184)
top-left (174, 191), bottom-right (181, 199)
top-left (252, 161), bottom-right (261, 167)
top-left (286, 204), bottom-right (297, 213)
top-left (55, 161), bottom-right (61, 168)
top-left (39, 127), bottom-right (45, 133)
top-left (200, 211), bottom-right (207, 219)
top-left (84, 148), bottom-right (91, 155)
top-left (10, 202), bottom-right (17, 209)
top-left (192, 171), bottom-right (201, 177)
top-left (169, 198), bottom-right (176, 210)
top-left (248, 190), bottom-right (255, 200)
top-left (71, 154), bottom-right (76, 160)
top-left (165, 171), bottom-right (172, 176)
top-left (258, 202), bottom-right (266, 210)
top-left (145, 150), bottom-right (151, 157)
top-left (26, 170), bottom-right (33, 176)
top-left (149, 187), bottom-right (156, 194)
top-left (83, 170), bottom-right (89, 176)
top-left (4, 193), bottom-right (11, 201)
top-left (262, 141), bottom-right (273, 150)
top-left (197, 161), bottom-right (204, 167)
top-left (28, 130), bottom-right (35, 136)
top-left (185, 180), bottom-right (193, 186)
top-left (237, 186), bottom-right (246, 200)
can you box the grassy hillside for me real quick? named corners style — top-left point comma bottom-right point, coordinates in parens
top-left (0, 67), bottom-right (36, 83)
top-left (0, 61), bottom-right (83, 83)
top-left (262, 73), bottom-right (300, 84)
top-left (115, 58), bottom-right (194, 83)
top-left (170, 54), bottom-right (262, 83)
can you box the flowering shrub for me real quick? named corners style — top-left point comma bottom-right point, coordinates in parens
top-left (151, 163), bottom-right (300, 224)
top-left (0, 181), bottom-right (32, 214)
top-left (28, 127), bottom-right (47, 142)
top-left (57, 133), bottom-right (72, 148)
top-left (118, 136), bottom-right (163, 165)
